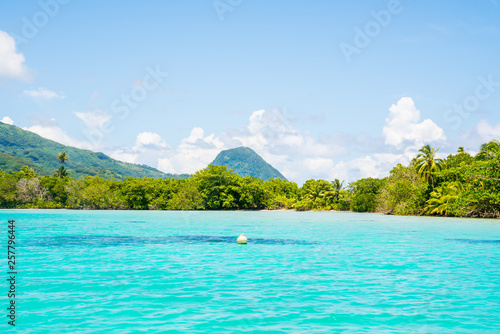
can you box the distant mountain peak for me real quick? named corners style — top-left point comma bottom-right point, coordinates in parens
top-left (209, 147), bottom-right (286, 181)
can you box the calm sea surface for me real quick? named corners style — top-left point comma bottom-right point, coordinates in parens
top-left (2, 210), bottom-right (500, 333)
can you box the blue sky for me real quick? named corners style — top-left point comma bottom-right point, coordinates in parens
top-left (1, 0), bottom-right (499, 183)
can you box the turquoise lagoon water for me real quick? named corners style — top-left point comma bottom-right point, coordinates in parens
top-left (2, 210), bottom-right (500, 333)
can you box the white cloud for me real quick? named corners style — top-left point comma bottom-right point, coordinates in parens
top-left (72, 109), bottom-right (114, 150)
top-left (23, 119), bottom-right (91, 150)
top-left (103, 99), bottom-right (449, 184)
top-left (111, 128), bottom-right (223, 174)
top-left (311, 153), bottom-right (409, 184)
top-left (109, 132), bottom-right (171, 170)
top-left (338, 156), bottom-right (382, 181)
top-left (1, 116), bottom-right (14, 125)
top-left (109, 150), bottom-right (138, 164)
top-left (157, 158), bottom-right (176, 174)
top-left (133, 132), bottom-right (168, 150)
top-left (460, 120), bottom-right (500, 151)
top-left (233, 109), bottom-right (344, 158)
top-left (476, 120), bottom-right (500, 142)
top-left (74, 109), bottom-right (111, 129)
top-left (160, 127), bottom-right (225, 173)
top-left (282, 157), bottom-right (335, 181)
top-left (383, 97), bottom-right (446, 150)
top-left (109, 109), bottom-right (349, 181)
top-left (23, 88), bottom-right (65, 99)
top-left (0, 31), bottom-right (30, 81)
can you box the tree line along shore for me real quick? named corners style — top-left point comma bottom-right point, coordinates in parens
top-left (0, 141), bottom-right (499, 218)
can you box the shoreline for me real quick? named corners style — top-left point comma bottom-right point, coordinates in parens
top-left (0, 207), bottom-right (497, 219)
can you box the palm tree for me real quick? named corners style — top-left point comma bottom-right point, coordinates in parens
top-left (425, 182), bottom-right (461, 216)
top-left (320, 189), bottom-right (336, 207)
top-left (306, 184), bottom-right (322, 203)
top-left (330, 179), bottom-right (344, 201)
top-left (457, 146), bottom-right (468, 154)
top-left (57, 166), bottom-right (68, 178)
top-left (476, 140), bottom-right (500, 160)
top-left (414, 145), bottom-right (444, 191)
top-left (56, 152), bottom-right (69, 178)
top-left (57, 151), bottom-right (68, 164)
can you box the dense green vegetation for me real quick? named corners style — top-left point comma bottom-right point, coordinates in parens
top-left (0, 164), bottom-right (294, 210)
top-left (1, 141), bottom-right (499, 218)
top-left (0, 122), bottom-right (188, 180)
top-left (377, 141), bottom-right (500, 218)
top-left (210, 146), bottom-right (286, 181)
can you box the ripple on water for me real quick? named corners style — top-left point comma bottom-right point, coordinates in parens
top-left (9, 211), bottom-right (500, 333)
top-left (447, 239), bottom-right (500, 245)
top-left (20, 234), bottom-right (317, 247)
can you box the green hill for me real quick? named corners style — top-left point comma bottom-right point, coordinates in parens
top-left (0, 122), bottom-right (188, 180)
top-left (209, 147), bottom-right (286, 181)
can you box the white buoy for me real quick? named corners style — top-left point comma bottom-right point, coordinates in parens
top-left (237, 234), bottom-right (247, 244)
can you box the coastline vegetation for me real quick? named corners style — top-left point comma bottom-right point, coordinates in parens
top-left (0, 141), bottom-right (499, 218)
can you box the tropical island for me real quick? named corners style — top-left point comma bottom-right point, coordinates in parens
top-left (1, 121), bottom-right (499, 218)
